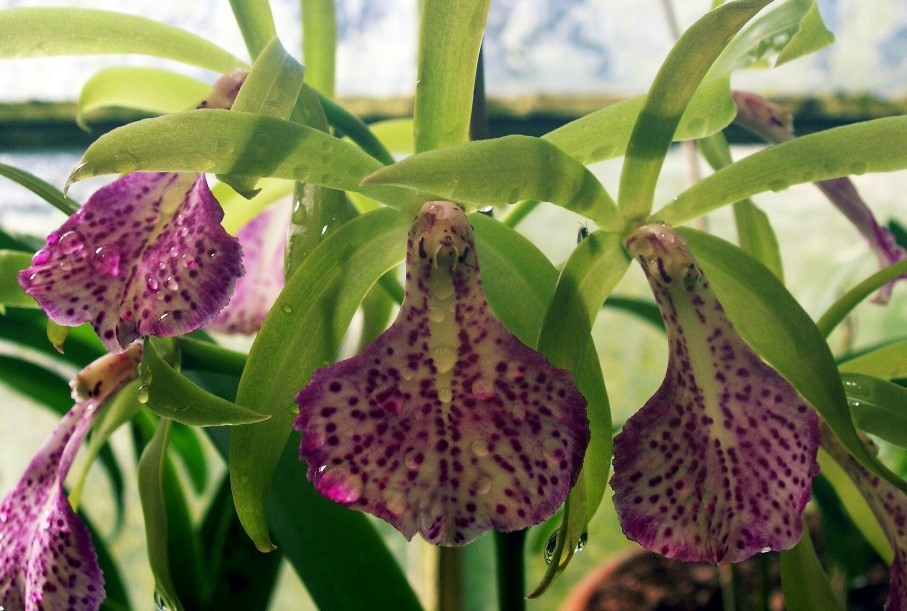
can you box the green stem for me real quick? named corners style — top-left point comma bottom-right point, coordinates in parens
top-left (439, 546), bottom-right (464, 611)
top-left (316, 90), bottom-right (396, 165)
top-left (495, 530), bottom-right (527, 611)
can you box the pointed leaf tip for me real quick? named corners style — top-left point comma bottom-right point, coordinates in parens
top-left (295, 201), bottom-right (589, 545)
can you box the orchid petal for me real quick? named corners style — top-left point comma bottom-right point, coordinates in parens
top-left (294, 202), bottom-right (589, 546)
top-left (208, 200), bottom-right (289, 334)
top-left (19, 172), bottom-right (243, 352)
top-left (0, 344), bottom-right (141, 611)
top-left (611, 224), bottom-right (820, 564)
top-left (821, 424), bottom-right (907, 611)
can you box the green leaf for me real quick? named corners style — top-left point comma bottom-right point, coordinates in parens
top-left (680, 228), bottom-right (907, 493)
top-left (216, 177), bottom-right (293, 235)
top-left (139, 339), bottom-right (269, 426)
top-left (0, 161), bottom-right (79, 215)
top-left (228, 0), bottom-right (277, 59)
top-left (780, 525), bottom-right (845, 611)
top-left (414, 0), bottom-right (490, 152)
top-left (363, 135), bottom-right (623, 231)
top-left (137, 417), bottom-right (185, 611)
top-left (815, 259), bottom-right (907, 338)
top-left (617, 0), bottom-right (771, 221)
top-left (218, 37), bottom-right (306, 197)
top-left (712, 0), bottom-right (833, 74)
top-left (544, 77), bottom-right (736, 166)
top-left (0, 308), bottom-right (105, 367)
top-left (69, 110), bottom-right (382, 193)
top-left (368, 118), bottom-right (415, 155)
top-left (602, 295), bottom-right (665, 330)
top-left (229, 207), bottom-right (409, 551)
top-left (842, 373), bottom-right (907, 448)
top-left (268, 432), bottom-right (424, 611)
top-left (659, 116), bottom-right (907, 225)
top-left (697, 132), bottom-right (785, 280)
top-left (301, 0), bottom-right (337, 97)
top-left (776, 3), bottom-right (835, 66)
top-left (199, 477), bottom-right (281, 611)
top-left (317, 90), bottom-right (396, 165)
top-left (168, 422), bottom-right (209, 495)
top-left (78, 67), bottom-right (209, 128)
top-left (0, 250), bottom-right (37, 308)
top-left (0, 7), bottom-right (246, 72)
top-left (839, 339), bottom-right (907, 379)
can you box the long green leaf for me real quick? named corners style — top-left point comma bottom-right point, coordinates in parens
top-left (137, 418), bottom-right (185, 611)
top-left (780, 525), bottom-right (845, 611)
top-left (69, 110), bottom-right (382, 193)
top-left (543, 77), bottom-right (736, 166)
top-left (839, 339), bottom-right (907, 379)
top-left (681, 229), bottom-right (907, 493)
top-left (139, 339), bottom-right (269, 427)
top-left (0, 250), bottom-right (37, 308)
top-left (301, 0), bottom-right (337, 97)
top-left (229, 208), bottom-right (409, 551)
top-left (216, 177), bottom-right (293, 235)
top-left (228, 0), bottom-right (277, 59)
top-left (0, 308), bottom-right (105, 368)
top-left (78, 67), bottom-right (209, 128)
top-left (658, 116), bottom-right (907, 225)
top-left (842, 373), bottom-right (907, 448)
top-left (815, 259), bottom-right (907, 338)
top-left (414, 0), bottom-right (490, 152)
top-left (0, 161), bottom-right (79, 215)
top-left (363, 135), bottom-right (623, 231)
top-left (218, 37), bottom-right (306, 197)
top-left (0, 8), bottom-right (246, 72)
top-left (618, 0), bottom-right (771, 220)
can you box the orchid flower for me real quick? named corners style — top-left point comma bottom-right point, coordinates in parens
top-left (294, 202), bottom-right (589, 545)
top-left (0, 342), bottom-right (142, 611)
top-left (611, 224), bottom-right (820, 564)
top-left (18, 71), bottom-right (248, 353)
top-left (820, 423), bottom-right (907, 611)
top-left (733, 90), bottom-right (907, 303)
top-left (208, 200), bottom-right (290, 335)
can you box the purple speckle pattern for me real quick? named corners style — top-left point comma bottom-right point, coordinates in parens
top-left (18, 172), bottom-right (243, 352)
top-left (294, 202), bottom-right (589, 546)
top-left (208, 201), bottom-right (289, 334)
top-left (821, 424), bottom-right (907, 611)
top-left (611, 224), bottom-right (820, 565)
top-left (0, 343), bottom-right (143, 611)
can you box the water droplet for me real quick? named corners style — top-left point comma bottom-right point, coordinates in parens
top-left (543, 438), bottom-right (566, 463)
top-left (430, 274), bottom-right (455, 300)
top-left (510, 401), bottom-right (527, 423)
top-left (401, 367), bottom-right (416, 381)
top-left (319, 467), bottom-right (363, 504)
top-left (382, 487), bottom-right (407, 515)
top-left (31, 249), bottom-right (51, 265)
top-left (113, 151), bottom-right (138, 173)
top-left (432, 346), bottom-right (457, 374)
top-left (437, 386), bottom-right (453, 403)
top-left (850, 161), bottom-right (869, 175)
top-left (140, 366), bottom-right (153, 385)
top-left (404, 448), bottom-right (423, 470)
top-left (428, 305), bottom-right (447, 323)
top-left (0, 509), bottom-right (8, 523)
top-left (476, 476), bottom-right (492, 495)
top-left (146, 276), bottom-right (160, 291)
top-left (165, 276), bottom-right (179, 291)
top-left (281, 304), bottom-right (293, 314)
top-left (180, 255), bottom-right (196, 270)
top-left (136, 385), bottom-right (150, 404)
top-left (471, 378), bottom-right (494, 402)
top-left (293, 164), bottom-right (309, 178)
top-left (823, 160), bottom-right (840, 174)
top-left (768, 179), bottom-right (787, 192)
top-left (92, 245), bottom-right (122, 278)
top-left (760, 546), bottom-right (772, 554)
top-left (470, 439), bottom-right (489, 457)
top-left (544, 530), bottom-right (587, 565)
top-left (58, 230), bottom-right (85, 255)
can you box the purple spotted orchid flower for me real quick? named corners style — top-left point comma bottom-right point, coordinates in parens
top-left (17, 71), bottom-right (248, 353)
top-left (208, 201), bottom-right (289, 334)
top-left (611, 224), bottom-right (820, 564)
top-left (0, 342), bottom-right (142, 611)
top-left (820, 424), bottom-right (907, 611)
top-left (733, 90), bottom-right (907, 303)
top-left (294, 201), bottom-right (589, 546)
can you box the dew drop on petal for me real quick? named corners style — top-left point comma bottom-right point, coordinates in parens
top-left (470, 439), bottom-right (490, 457)
top-left (31, 249), bottom-right (51, 265)
top-left (543, 438), bottom-right (566, 463)
top-left (382, 487), bottom-right (407, 516)
top-left (432, 346), bottom-right (457, 374)
top-left (404, 449), bottom-right (423, 470)
top-left (165, 277), bottom-right (179, 291)
top-left (136, 385), bottom-right (150, 404)
top-left (57, 230), bottom-right (85, 255)
top-left (437, 387), bottom-right (453, 403)
top-left (471, 378), bottom-right (494, 401)
top-left (476, 476), bottom-right (492, 495)
top-left (428, 305), bottom-right (447, 323)
top-left (146, 276), bottom-right (160, 291)
top-left (91, 245), bottom-right (122, 278)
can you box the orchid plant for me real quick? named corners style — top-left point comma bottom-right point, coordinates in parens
top-left (0, 1), bottom-right (906, 610)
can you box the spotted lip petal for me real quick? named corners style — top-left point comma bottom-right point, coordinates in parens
top-left (611, 224), bottom-right (820, 565)
top-left (0, 343), bottom-right (142, 611)
top-left (18, 172), bottom-right (243, 352)
top-left (208, 201), bottom-right (289, 334)
top-left (821, 424), bottom-right (907, 611)
top-left (294, 201), bottom-right (589, 546)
